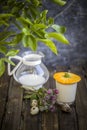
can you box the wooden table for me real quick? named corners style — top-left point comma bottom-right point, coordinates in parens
top-left (0, 65), bottom-right (87, 130)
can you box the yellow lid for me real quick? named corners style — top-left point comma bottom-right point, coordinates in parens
top-left (53, 72), bottom-right (81, 84)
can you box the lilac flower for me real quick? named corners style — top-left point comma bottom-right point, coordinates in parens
top-left (35, 88), bottom-right (59, 113)
top-left (47, 89), bottom-right (53, 95)
top-left (49, 105), bottom-right (56, 112)
top-left (45, 95), bottom-right (50, 100)
top-left (50, 95), bottom-right (56, 104)
top-left (50, 95), bottom-right (56, 100)
top-left (53, 88), bottom-right (59, 94)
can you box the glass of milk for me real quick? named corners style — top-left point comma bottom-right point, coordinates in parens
top-left (53, 72), bottom-right (81, 105)
top-left (55, 82), bottom-right (77, 105)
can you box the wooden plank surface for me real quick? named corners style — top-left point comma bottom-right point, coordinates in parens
top-left (1, 78), bottom-right (23, 130)
top-left (70, 65), bottom-right (87, 130)
top-left (21, 99), bottom-right (41, 130)
top-left (41, 68), bottom-right (59, 130)
top-left (0, 66), bottom-right (87, 130)
top-left (42, 111), bottom-right (58, 130)
top-left (83, 65), bottom-right (87, 89)
top-left (0, 71), bottom-right (10, 129)
top-left (58, 106), bottom-right (78, 130)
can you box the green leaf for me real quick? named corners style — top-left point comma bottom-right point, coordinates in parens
top-left (45, 32), bottom-right (69, 44)
top-left (26, 0), bottom-right (30, 2)
top-left (29, 6), bottom-right (39, 19)
top-left (3, 58), bottom-right (15, 66)
top-left (24, 95), bottom-right (31, 99)
top-left (0, 41), bottom-right (16, 47)
top-left (31, 29), bottom-right (45, 39)
top-left (17, 17), bottom-right (32, 26)
top-left (52, 24), bottom-right (66, 33)
top-left (31, 0), bottom-right (40, 6)
top-left (10, 33), bottom-right (23, 45)
top-left (22, 35), bottom-right (37, 51)
top-left (22, 28), bottom-right (30, 35)
top-left (0, 31), bottom-right (15, 41)
top-left (34, 10), bottom-right (48, 24)
top-left (30, 94), bottom-right (38, 100)
top-left (38, 39), bottom-right (58, 54)
top-left (0, 59), bottom-right (5, 77)
top-left (6, 49), bottom-right (19, 56)
top-left (40, 10), bottom-right (48, 18)
top-left (0, 14), bottom-right (13, 18)
top-left (14, 33), bottom-right (23, 43)
top-left (32, 23), bottom-right (47, 30)
top-left (12, 7), bottom-right (19, 14)
top-left (0, 46), bottom-right (7, 54)
top-left (0, 20), bottom-right (9, 26)
top-left (38, 30), bottom-right (46, 38)
top-left (40, 10), bottom-right (48, 24)
top-left (52, 0), bottom-right (66, 6)
top-left (28, 35), bottom-right (37, 51)
top-left (48, 17), bottom-right (54, 25)
top-left (22, 35), bottom-right (29, 47)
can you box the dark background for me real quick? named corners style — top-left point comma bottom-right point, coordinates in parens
top-left (37, 0), bottom-right (87, 67)
top-left (1, 0), bottom-right (87, 67)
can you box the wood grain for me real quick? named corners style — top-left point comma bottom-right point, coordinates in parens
top-left (1, 78), bottom-right (23, 130)
top-left (0, 71), bottom-right (10, 129)
top-left (0, 66), bottom-right (87, 130)
top-left (70, 65), bottom-right (87, 130)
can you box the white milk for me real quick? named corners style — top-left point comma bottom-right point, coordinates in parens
top-left (19, 74), bottom-right (45, 87)
top-left (56, 81), bottom-right (77, 104)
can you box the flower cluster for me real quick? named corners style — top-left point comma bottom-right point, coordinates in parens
top-left (38, 88), bottom-right (59, 112)
top-left (24, 87), bottom-right (59, 114)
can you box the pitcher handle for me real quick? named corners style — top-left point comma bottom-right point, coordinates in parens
top-left (8, 56), bottom-right (22, 76)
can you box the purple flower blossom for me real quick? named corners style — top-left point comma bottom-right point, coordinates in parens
top-left (50, 95), bottom-right (56, 104)
top-left (45, 95), bottom-right (50, 100)
top-left (50, 95), bottom-right (56, 101)
top-left (53, 88), bottom-right (59, 94)
top-left (49, 105), bottom-right (56, 112)
top-left (37, 88), bottom-right (58, 112)
top-left (47, 89), bottom-right (53, 95)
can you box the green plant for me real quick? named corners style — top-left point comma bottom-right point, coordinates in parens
top-left (24, 87), bottom-right (59, 113)
top-left (0, 0), bottom-right (69, 76)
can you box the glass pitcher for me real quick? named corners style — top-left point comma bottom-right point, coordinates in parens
top-left (8, 51), bottom-right (49, 90)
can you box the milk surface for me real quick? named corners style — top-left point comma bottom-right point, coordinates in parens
top-left (19, 74), bottom-right (45, 86)
top-left (56, 82), bottom-right (77, 104)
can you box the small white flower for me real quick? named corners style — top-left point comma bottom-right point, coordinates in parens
top-left (39, 106), bottom-right (45, 111)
